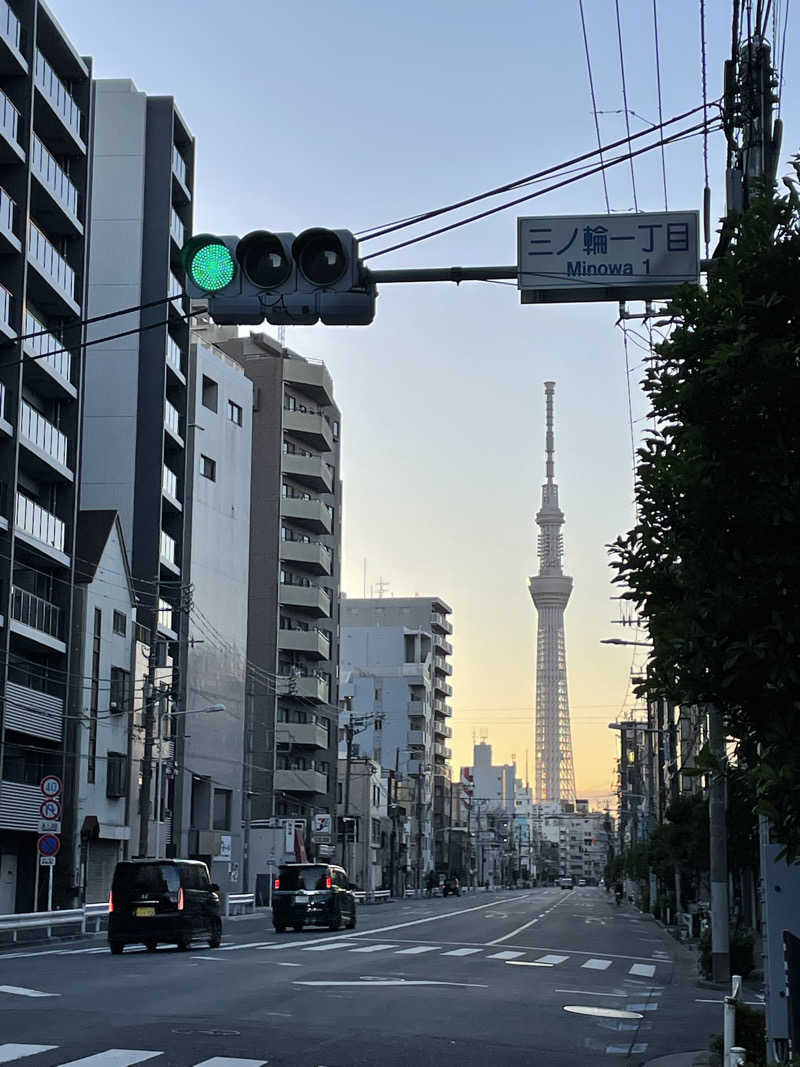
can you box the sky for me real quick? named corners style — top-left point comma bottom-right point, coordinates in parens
top-left (51, 0), bottom-right (798, 807)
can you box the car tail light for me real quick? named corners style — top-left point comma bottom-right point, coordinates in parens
top-left (326, 876), bottom-right (332, 889)
top-left (177, 888), bottom-right (184, 911)
top-left (273, 878), bottom-right (280, 890)
top-left (108, 890), bottom-right (114, 914)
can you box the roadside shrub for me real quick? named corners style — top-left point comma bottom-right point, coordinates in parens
top-left (699, 927), bottom-right (755, 979)
top-left (710, 1002), bottom-right (765, 1066)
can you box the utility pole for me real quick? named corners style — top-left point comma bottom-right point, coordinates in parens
top-left (708, 705), bottom-right (730, 983)
top-left (343, 709), bottom-right (353, 875)
top-left (137, 615), bottom-right (161, 857)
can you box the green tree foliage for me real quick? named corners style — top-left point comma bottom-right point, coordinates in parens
top-left (610, 182), bottom-right (800, 859)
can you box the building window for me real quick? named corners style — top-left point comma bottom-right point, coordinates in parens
top-left (112, 610), bottom-right (127, 637)
top-left (371, 818), bottom-right (381, 843)
top-left (200, 455), bottom-right (216, 481)
top-left (106, 752), bottom-right (128, 798)
top-left (285, 393), bottom-right (296, 411)
top-left (228, 399), bottom-right (242, 425)
top-left (201, 375), bottom-right (218, 412)
top-left (213, 788), bottom-right (232, 831)
top-left (332, 420), bottom-right (340, 441)
top-left (110, 667), bottom-right (130, 713)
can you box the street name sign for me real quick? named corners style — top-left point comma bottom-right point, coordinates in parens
top-left (517, 211), bottom-right (699, 303)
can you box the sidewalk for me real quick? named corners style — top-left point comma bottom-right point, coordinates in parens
top-left (643, 1055), bottom-right (715, 1067)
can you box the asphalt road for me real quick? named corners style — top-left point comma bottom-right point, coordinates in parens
top-left (0, 887), bottom-right (724, 1067)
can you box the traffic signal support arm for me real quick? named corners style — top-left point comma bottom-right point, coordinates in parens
top-left (365, 260), bottom-right (715, 285)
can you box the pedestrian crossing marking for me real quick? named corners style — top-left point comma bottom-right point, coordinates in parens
top-left (582, 958), bottom-right (612, 970)
top-left (349, 943), bottom-right (398, 953)
top-left (57, 1051), bottom-right (162, 1067)
top-left (0, 1047), bottom-right (57, 1064)
top-left (302, 942), bottom-right (357, 952)
top-left (219, 942), bottom-right (273, 951)
top-left (487, 950), bottom-right (524, 960)
top-left (194, 1060), bottom-right (267, 1066)
top-left (606, 1044), bottom-right (648, 1055)
top-left (0, 986), bottom-right (59, 998)
top-left (441, 948), bottom-right (482, 956)
top-left (628, 963), bottom-right (656, 977)
top-left (535, 954), bottom-right (569, 965)
top-left (394, 946), bottom-right (439, 955)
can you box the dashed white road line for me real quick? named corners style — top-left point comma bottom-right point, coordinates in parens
top-left (629, 963), bottom-right (656, 977)
top-left (394, 946), bottom-right (440, 955)
top-left (582, 958), bottom-right (612, 970)
top-left (535, 954), bottom-right (569, 965)
top-left (350, 944), bottom-right (398, 953)
top-left (487, 950), bottom-right (524, 960)
top-left (441, 947), bottom-right (482, 957)
top-left (0, 985), bottom-right (60, 998)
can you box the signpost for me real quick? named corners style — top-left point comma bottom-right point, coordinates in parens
top-left (517, 211), bottom-right (699, 303)
top-left (35, 777), bottom-right (62, 911)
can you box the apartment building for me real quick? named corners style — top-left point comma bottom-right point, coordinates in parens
top-left (219, 332), bottom-right (342, 850)
top-left (339, 596), bottom-right (454, 886)
top-left (81, 79), bottom-right (194, 859)
top-left (0, 1), bottom-right (93, 913)
top-left (336, 755), bottom-right (390, 891)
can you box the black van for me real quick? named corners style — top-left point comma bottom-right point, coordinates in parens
top-left (272, 863), bottom-right (357, 932)
top-left (108, 859), bottom-right (222, 954)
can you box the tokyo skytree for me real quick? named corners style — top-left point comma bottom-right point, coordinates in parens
top-left (529, 381), bottom-right (576, 804)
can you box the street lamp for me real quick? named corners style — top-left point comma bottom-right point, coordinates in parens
top-left (155, 702), bottom-right (225, 860)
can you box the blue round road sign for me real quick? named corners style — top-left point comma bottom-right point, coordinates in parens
top-left (38, 834), bottom-right (60, 857)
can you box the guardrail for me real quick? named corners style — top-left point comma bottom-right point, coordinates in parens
top-left (0, 908), bottom-right (87, 942)
top-left (353, 890), bottom-right (391, 904)
top-left (224, 893), bottom-right (256, 917)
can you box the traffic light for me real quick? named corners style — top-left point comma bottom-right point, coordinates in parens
top-left (181, 228), bottom-right (375, 326)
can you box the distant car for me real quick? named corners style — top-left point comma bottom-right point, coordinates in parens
top-left (577, 879), bottom-right (587, 887)
top-left (558, 876), bottom-right (574, 890)
top-left (108, 859), bottom-right (221, 955)
top-left (442, 876), bottom-right (461, 897)
top-left (272, 863), bottom-right (357, 933)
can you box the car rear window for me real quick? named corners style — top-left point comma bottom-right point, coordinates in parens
top-left (113, 863), bottom-right (181, 896)
top-left (277, 865), bottom-right (329, 890)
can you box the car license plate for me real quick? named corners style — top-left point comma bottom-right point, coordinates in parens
top-left (294, 894), bottom-right (306, 905)
top-left (135, 906), bottom-right (155, 917)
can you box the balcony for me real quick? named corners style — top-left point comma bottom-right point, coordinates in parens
top-left (0, 0), bottom-right (22, 61)
top-left (283, 409), bottom-right (332, 452)
top-left (31, 133), bottom-right (80, 227)
top-left (279, 538), bottom-right (332, 575)
top-left (433, 701), bottom-right (453, 718)
top-left (407, 729), bottom-right (426, 748)
top-left (168, 270), bottom-right (184, 313)
top-left (15, 492), bottom-right (65, 555)
top-left (11, 586), bottom-right (64, 648)
top-left (434, 743), bottom-right (452, 760)
top-left (27, 221), bottom-right (77, 312)
top-left (170, 207), bottom-right (184, 247)
top-left (277, 721), bottom-right (329, 749)
top-left (166, 336), bottom-right (184, 377)
top-left (0, 281), bottom-right (12, 339)
top-left (274, 768), bottom-right (328, 795)
top-left (434, 678), bottom-right (452, 698)
top-left (23, 310), bottom-right (73, 391)
top-left (435, 634), bottom-right (453, 656)
top-left (279, 582), bottom-right (331, 618)
top-left (433, 654), bottom-right (452, 675)
top-left (431, 611), bottom-right (453, 635)
top-left (282, 452), bottom-right (333, 494)
top-left (280, 496), bottom-right (332, 535)
top-left (283, 360), bottom-right (334, 407)
top-left (34, 50), bottom-right (82, 144)
top-left (0, 87), bottom-right (21, 160)
top-left (19, 401), bottom-right (71, 478)
top-left (408, 700), bottom-right (426, 717)
top-left (164, 399), bottom-right (183, 445)
top-left (434, 723), bottom-right (453, 740)
top-left (4, 680), bottom-right (64, 742)
top-left (294, 673), bottom-right (329, 703)
top-left (160, 530), bottom-right (178, 569)
top-left (172, 145), bottom-right (189, 195)
top-left (278, 626), bottom-right (331, 661)
top-left (162, 465), bottom-right (181, 508)
top-left (0, 184), bottom-right (16, 248)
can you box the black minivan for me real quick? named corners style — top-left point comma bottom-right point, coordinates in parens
top-left (272, 863), bottom-right (357, 932)
top-left (108, 859), bottom-right (222, 954)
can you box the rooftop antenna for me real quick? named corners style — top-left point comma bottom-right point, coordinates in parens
top-left (375, 577), bottom-right (390, 598)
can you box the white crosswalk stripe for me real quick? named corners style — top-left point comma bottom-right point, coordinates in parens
top-left (394, 945), bottom-right (439, 955)
top-left (349, 943), bottom-right (398, 953)
top-left (487, 950), bottom-right (524, 960)
top-left (629, 963), bottom-right (656, 977)
top-left (534, 954), bottom-right (569, 965)
top-left (0, 1047), bottom-right (57, 1064)
top-left (57, 1051), bottom-right (162, 1067)
top-left (441, 948), bottom-right (482, 957)
top-left (302, 941), bottom-right (357, 952)
top-left (194, 1059), bottom-right (267, 1066)
top-left (582, 958), bottom-right (612, 970)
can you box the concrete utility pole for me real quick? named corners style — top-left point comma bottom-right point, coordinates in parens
top-left (708, 705), bottom-right (730, 983)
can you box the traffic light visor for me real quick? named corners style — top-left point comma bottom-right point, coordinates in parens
top-left (182, 234), bottom-right (236, 292)
top-left (237, 231), bottom-right (292, 289)
top-left (293, 228), bottom-right (348, 286)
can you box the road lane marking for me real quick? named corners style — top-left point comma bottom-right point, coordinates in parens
top-left (441, 948), bottom-right (482, 957)
top-left (191, 956), bottom-right (229, 961)
top-left (555, 989), bottom-right (625, 997)
top-left (606, 1044), bottom-right (648, 1055)
top-left (302, 941), bottom-right (358, 951)
top-left (0, 1047), bottom-right (58, 1064)
top-left (394, 946), bottom-right (439, 955)
top-left (219, 942), bottom-right (274, 951)
top-left (274, 962), bottom-right (302, 967)
top-left (485, 893), bottom-right (572, 945)
top-left (194, 1059), bottom-right (268, 1066)
top-left (582, 958), bottom-right (612, 970)
top-left (534, 955), bottom-right (569, 965)
top-left (293, 979), bottom-right (488, 988)
top-left (350, 944), bottom-right (398, 953)
top-left (629, 963), bottom-right (656, 977)
top-left (487, 950), bottom-right (524, 960)
top-left (0, 985), bottom-right (60, 998)
top-left (57, 1052), bottom-right (162, 1067)
top-left (505, 960), bottom-right (552, 967)
top-left (626, 1002), bottom-right (659, 1011)
top-left (564, 1006), bottom-right (643, 1019)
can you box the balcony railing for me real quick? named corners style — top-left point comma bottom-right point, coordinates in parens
top-left (28, 221), bottom-right (75, 300)
top-left (172, 145), bottom-right (187, 186)
top-left (15, 492), bottom-right (65, 553)
top-left (160, 530), bottom-right (176, 565)
top-left (168, 271), bottom-right (183, 310)
top-left (24, 311), bottom-right (71, 383)
top-left (164, 399), bottom-right (181, 438)
top-left (0, 282), bottom-right (10, 330)
top-left (0, 86), bottom-right (19, 146)
top-left (166, 336), bottom-right (182, 374)
top-left (0, 0), bottom-right (20, 51)
top-left (34, 50), bottom-right (81, 140)
top-left (162, 465), bottom-right (178, 499)
top-left (170, 208), bottom-right (184, 246)
top-left (31, 134), bottom-right (79, 218)
top-left (0, 184), bottom-right (14, 234)
top-left (20, 401), bottom-right (68, 467)
top-left (0, 380), bottom-right (4, 420)
top-left (11, 586), bottom-right (63, 639)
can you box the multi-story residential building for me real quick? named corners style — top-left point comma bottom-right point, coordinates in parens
top-left (340, 596), bottom-right (454, 886)
top-left (0, 2), bottom-right (93, 913)
top-left (219, 332), bottom-right (342, 851)
top-left (336, 755), bottom-right (390, 891)
top-left (81, 79), bottom-right (194, 859)
top-left (174, 329), bottom-right (252, 895)
top-left (67, 511), bottom-right (136, 903)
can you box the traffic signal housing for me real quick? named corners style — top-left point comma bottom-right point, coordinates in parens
top-left (181, 228), bottom-right (375, 327)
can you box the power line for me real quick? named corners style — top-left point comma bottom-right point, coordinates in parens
top-left (614, 0), bottom-right (639, 212)
top-left (700, 0), bottom-right (711, 256)
top-left (578, 0), bottom-right (611, 213)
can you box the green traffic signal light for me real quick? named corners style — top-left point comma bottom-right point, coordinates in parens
top-left (189, 241), bottom-right (236, 292)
